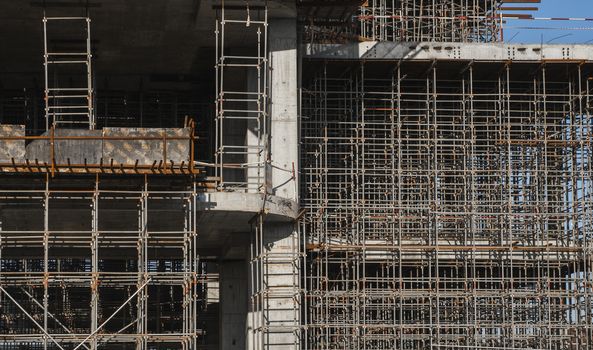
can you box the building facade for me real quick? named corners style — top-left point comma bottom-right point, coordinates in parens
top-left (0, 1), bottom-right (592, 349)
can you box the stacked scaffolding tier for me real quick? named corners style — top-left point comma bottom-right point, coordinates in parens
top-left (0, 175), bottom-right (211, 350)
top-left (301, 60), bottom-right (593, 349)
top-left (302, 0), bottom-right (537, 44)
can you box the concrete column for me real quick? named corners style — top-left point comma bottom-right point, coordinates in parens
top-left (268, 18), bottom-right (298, 201)
top-left (205, 263), bottom-right (221, 348)
top-left (247, 222), bottom-right (300, 350)
top-left (252, 17), bottom-right (301, 350)
top-left (220, 260), bottom-right (248, 350)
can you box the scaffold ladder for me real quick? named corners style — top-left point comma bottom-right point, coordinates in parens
top-left (43, 16), bottom-right (94, 130)
top-left (215, 1), bottom-right (269, 192)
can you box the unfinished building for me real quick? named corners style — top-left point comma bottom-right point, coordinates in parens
top-left (0, 0), bottom-right (592, 349)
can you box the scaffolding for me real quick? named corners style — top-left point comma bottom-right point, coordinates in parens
top-left (0, 175), bottom-right (212, 349)
top-left (249, 214), bottom-right (302, 349)
top-left (43, 16), bottom-right (94, 130)
top-left (300, 60), bottom-right (593, 349)
top-left (215, 2), bottom-right (269, 192)
top-left (359, 0), bottom-right (503, 42)
top-left (300, 0), bottom-right (541, 44)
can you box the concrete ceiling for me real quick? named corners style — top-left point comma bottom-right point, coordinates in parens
top-left (0, 0), bottom-right (295, 91)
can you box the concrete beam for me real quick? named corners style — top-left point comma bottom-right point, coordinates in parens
top-left (196, 192), bottom-right (299, 221)
top-left (303, 41), bottom-right (593, 62)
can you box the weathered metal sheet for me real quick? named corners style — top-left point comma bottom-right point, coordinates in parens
top-left (0, 124), bottom-right (25, 162)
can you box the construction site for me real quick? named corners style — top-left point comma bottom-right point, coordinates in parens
top-left (0, 0), bottom-right (591, 349)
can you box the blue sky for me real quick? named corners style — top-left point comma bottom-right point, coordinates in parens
top-left (503, 0), bottom-right (593, 44)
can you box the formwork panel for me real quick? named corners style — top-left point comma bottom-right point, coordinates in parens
top-left (0, 124), bottom-right (25, 162)
top-left (103, 127), bottom-right (191, 165)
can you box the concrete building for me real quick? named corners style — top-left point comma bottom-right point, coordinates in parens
top-left (0, 1), bottom-right (591, 349)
